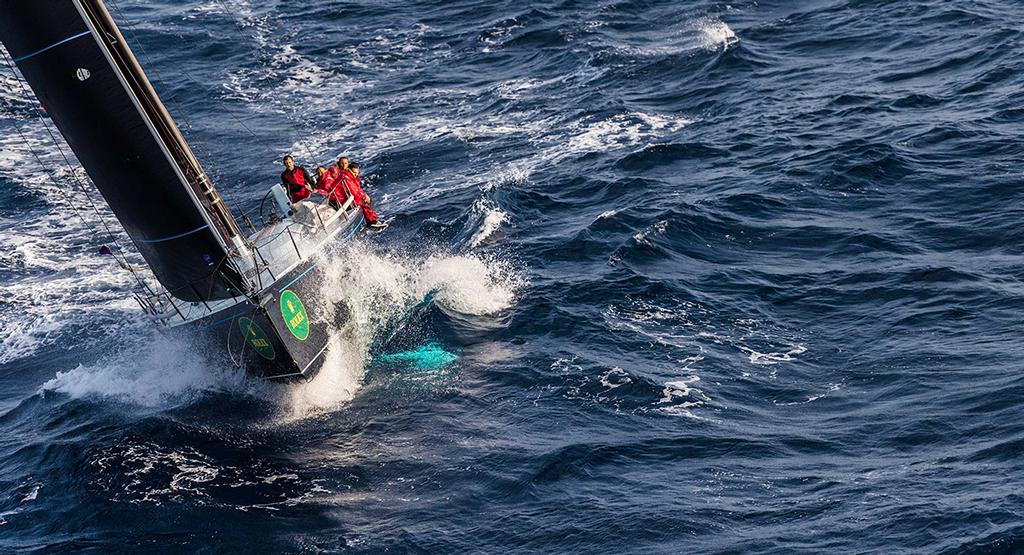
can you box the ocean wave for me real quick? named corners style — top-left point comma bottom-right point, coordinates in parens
top-left (0, 131), bottom-right (143, 366)
top-left (3, 0), bottom-right (1023, 550)
top-left (695, 17), bottom-right (739, 51)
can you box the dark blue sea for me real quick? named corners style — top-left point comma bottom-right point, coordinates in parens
top-left (3, 0), bottom-right (1024, 552)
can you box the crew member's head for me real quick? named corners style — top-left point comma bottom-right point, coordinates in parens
top-left (316, 165), bottom-right (327, 177)
top-left (283, 155), bottom-right (295, 171)
top-left (337, 156), bottom-right (349, 170)
top-left (349, 162), bottom-right (360, 176)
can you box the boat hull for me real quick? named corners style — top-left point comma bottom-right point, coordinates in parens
top-left (192, 214), bottom-right (364, 380)
top-left (189, 257), bottom-right (334, 380)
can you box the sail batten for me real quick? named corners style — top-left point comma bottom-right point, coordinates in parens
top-left (0, 0), bottom-right (247, 302)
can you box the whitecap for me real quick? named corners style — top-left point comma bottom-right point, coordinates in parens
top-left (740, 345), bottom-right (807, 365)
top-left (599, 367), bottom-right (632, 390)
top-left (496, 78), bottom-right (543, 100)
top-left (695, 17), bottom-right (739, 51)
top-left (633, 220), bottom-right (669, 247)
top-left (468, 206), bottom-right (510, 248)
top-left (558, 112), bottom-right (694, 159)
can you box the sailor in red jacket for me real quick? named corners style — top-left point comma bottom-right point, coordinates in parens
top-left (342, 162), bottom-right (385, 229)
top-left (281, 155), bottom-right (313, 203)
top-left (314, 165), bottom-right (347, 209)
top-left (336, 155), bottom-right (350, 172)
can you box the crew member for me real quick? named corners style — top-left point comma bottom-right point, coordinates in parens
top-left (315, 165), bottom-right (347, 209)
top-left (342, 162), bottom-right (385, 229)
top-left (281, 155), bottom-right (313, 203)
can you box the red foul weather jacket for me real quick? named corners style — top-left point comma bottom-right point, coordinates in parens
top-left (282, 166), bottom-right (313, 203)
top-left (341, 169), bottom-right (379, 222)
top-left (316, 166), bottom-right (348, 204)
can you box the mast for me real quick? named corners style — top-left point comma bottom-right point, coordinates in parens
top-left (76, 0), bottom-right (243, 247)
top-left (0, 0), bottom-right (250, 303)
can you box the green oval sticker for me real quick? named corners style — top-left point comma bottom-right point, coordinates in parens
top-left (280, 289), bottom-right (310, 341)
top-left (238, 317), bottom-right (275, 360)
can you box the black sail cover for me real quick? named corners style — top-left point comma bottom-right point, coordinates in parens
top-left (0, 0), bottom-right (245, 302)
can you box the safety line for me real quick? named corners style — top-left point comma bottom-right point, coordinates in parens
top-left (13, 30), bottom-right (91, 62)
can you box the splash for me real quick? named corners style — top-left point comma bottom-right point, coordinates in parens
top-left (40, 332), bottom-right (251, 408)
top-left (419, 253), bottom-right (522, 315)
top-left (281, 242), bottom-right (525, 417)
top-left (27, 239), bottom-right (522, 417)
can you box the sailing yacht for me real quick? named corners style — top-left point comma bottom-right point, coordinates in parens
top-left (0, 0), bottom-right (364, 380)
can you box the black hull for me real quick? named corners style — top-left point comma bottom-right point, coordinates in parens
top-left (192, 219), bottom-right (364, 381)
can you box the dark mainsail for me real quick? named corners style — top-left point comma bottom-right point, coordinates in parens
top-left (0, 0), bottom-right (247, 302)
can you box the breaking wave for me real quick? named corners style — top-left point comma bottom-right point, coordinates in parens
top-left (695, 17), bottom-right (737, 51)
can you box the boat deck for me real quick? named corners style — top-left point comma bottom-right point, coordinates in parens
top-left (141, 196), bottom-right (361, 327)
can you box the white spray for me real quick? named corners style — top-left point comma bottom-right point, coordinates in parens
top-left (282, 241), bottom-right (524, 417)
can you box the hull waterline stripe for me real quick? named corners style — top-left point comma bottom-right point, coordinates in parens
top-left (13, 30), bottom-right (92, 62)
top-left (202, 313), bottom-right (240, 330)
top-left (278, 263), bottom-right (317, 294)
top-left (137, 224), bottom-right (209, 244)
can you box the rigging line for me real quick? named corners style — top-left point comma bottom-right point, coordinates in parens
top-left (95, 0), bottom-right (244, 249)
top-left (102, 0), bottom-right (225, 201)
top-left (106, 0), bottom-right (233, 198)
top-left (0, 48), bottom-right (135, 256)
top-left (108, 0), bottom-right (260, 145)
top-left (2, 57), bottom-right (109, 221)
top-left (3, 115), bottom-right (90, 228)
top-left (0, 47), bottom-right (134, 256)
top-left (0, 63), bottom-right (150, 294)
top-left (108, 0), bottom-right (269, 248)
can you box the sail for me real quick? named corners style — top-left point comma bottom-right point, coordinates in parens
top-left (0, 0), bottom-right (246, 302)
